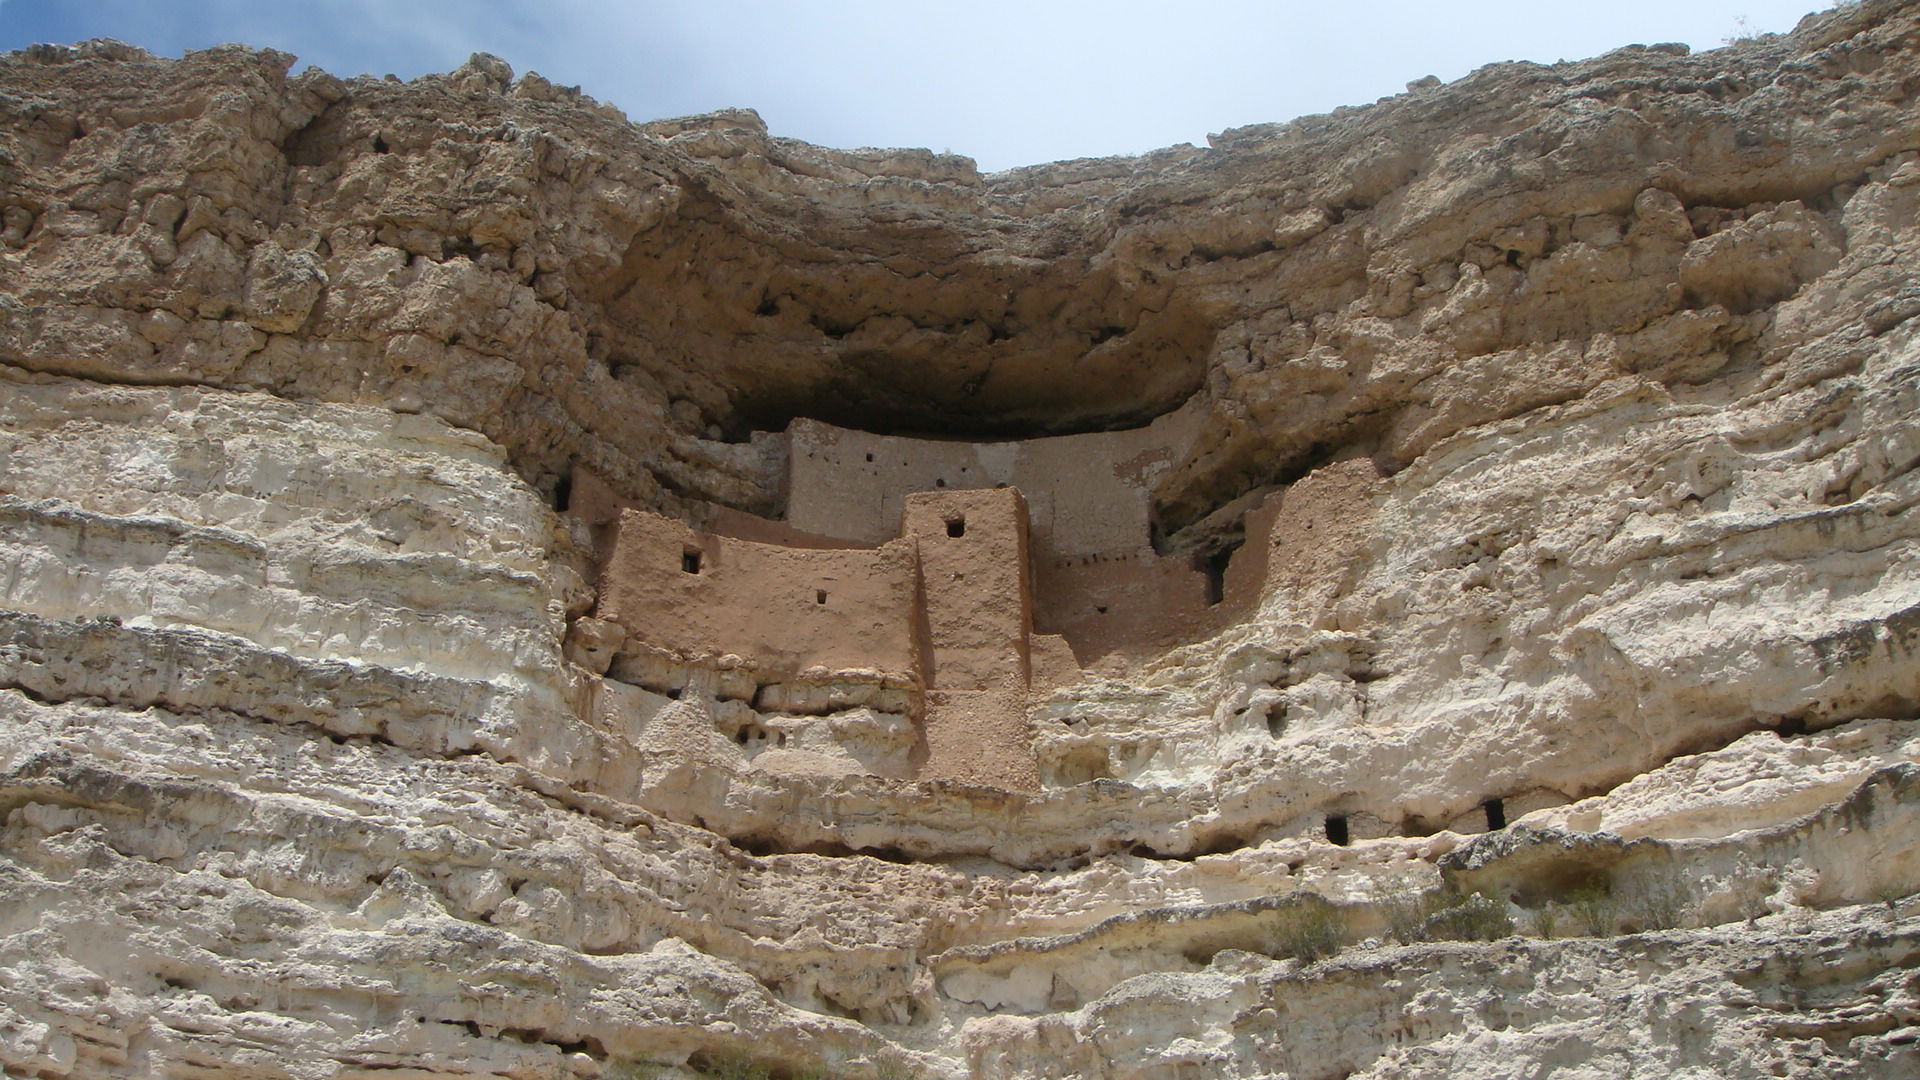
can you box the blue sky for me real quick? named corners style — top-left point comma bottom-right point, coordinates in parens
top-left (0, 1), bottom-right (1840, 171)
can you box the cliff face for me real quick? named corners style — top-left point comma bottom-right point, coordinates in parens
top-left (4, 2), bottom-right (1920, 1077)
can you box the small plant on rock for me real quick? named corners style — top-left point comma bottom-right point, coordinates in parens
top-left (1620, 874), bottom-right (1694, 932)
top-left (1267, 898), bottom-right (1346, 962)
top-left (1567, 885), bottom-right (1618, 937)
top-left (1529, 903), bottom-right (1561, 940)
top-left (1382, 889), bottom-right (1451, 944)
top-left (1425, 891), bottom-right (1514, 941)
top-left (697, 1052), bottom-right (774, 1080)
top-left (1383, 889), bottom-right (1513, 943)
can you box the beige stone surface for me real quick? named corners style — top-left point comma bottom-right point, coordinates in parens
top-left (3, 3), bottom-right (1920, 1077)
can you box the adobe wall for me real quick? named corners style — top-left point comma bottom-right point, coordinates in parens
top-left (565, 467), bottom-right (637, 530)
top-left (1253, 457), bottom-right (1386, 620)
top-left (581, 453), bottom-right (1364, 682)
top-left (576, 459), bottom-right (1365, 790)
top-left (569, 467), bottom-right (871, 550)
top-left (921, 689), bottom-right (1041, 790)
top-left (902, 488), bottom-right (1033, 691)
top-left (702, 504), bottom-right (878, 550)
top-left (785, 396), bottom-right (1204, 558)
top-left (1034, 552), bottom-right (1214, 664)
top-left (1031, 480), bottom-right (1311, 666)
top-left (596, 508), bottom-right (921, 683)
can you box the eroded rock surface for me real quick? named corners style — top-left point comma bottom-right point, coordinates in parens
top-left (4, 2), bottom-right (1920, 1077)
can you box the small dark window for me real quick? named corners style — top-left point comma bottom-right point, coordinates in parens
top-left (552, 474), bottom-right (572, 513)
top-left (1095, 605), bottom-right (1108, 615)
top-left (815, 589), bottom-right (828, 605)
top-left (1326, 814), bottom-right (1350, 846)
top-left (681, 548), bottom-right (702, 574)
top-left (865, 453), bottom-right (874, 462)
top-left (946, 517), bottom-right (966, 538)
top-left (935, 478), bottom-right (946, 488)
top-left (1484, 798), bottom-right (1507, 831)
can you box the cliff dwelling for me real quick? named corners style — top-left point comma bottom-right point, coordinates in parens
top-left (6, 5), bottom-right (1920, 1078)
top-left (562, 405), bottom-right (1384, 790)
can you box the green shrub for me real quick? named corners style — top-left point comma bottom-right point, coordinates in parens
top-left (1426, 892), bottom-right (1514, 941)
top-left (1268, 899), bottom-right (1346, 962)
top-left (1382, 892), bottom-right (1438, 944)
top-left (1529, 904), bottom-right (1560, 940)
top-left (1567, 885), bottom-right (1617, 937)
top-left (1383, 889), bottom-right (1512, 943)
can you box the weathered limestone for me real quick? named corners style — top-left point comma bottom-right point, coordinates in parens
top-left (4, 2), bottom-right (1920, 1076)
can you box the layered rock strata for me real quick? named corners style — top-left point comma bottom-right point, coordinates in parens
top-left (4, 1), bottom-right (1920, 1076)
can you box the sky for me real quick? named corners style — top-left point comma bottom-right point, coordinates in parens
top-left (0, 1), bottom-right (1845, 172)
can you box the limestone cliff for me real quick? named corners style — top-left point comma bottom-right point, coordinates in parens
top-left (4, 2), bottom-right (1920, 1077)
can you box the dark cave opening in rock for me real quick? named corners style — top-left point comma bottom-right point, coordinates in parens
top-left (1326, 815), bottom-right (1350, 847)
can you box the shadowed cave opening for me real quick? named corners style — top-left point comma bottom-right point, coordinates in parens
top-left (1326, 815), bottom-right (1350, 847)
top-left (1197, 544), bottom-right (1237, 607)
top-left (716, 318), bottom-right (1216, 442)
